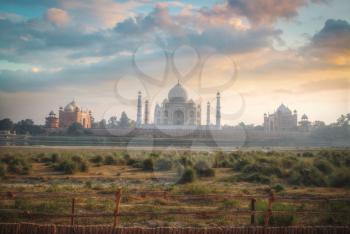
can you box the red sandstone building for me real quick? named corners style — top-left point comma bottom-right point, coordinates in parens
top-left (45, 111), bottom-right (59, 128)
top-left (45, 100), bottom-right (93, 129)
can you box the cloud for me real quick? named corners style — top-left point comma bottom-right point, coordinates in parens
top-left (205, 0), bottom-right (327, 26)
top-left (186, 26), bottom-right (281, 54)
top-left (45, 8), bottom-right (70, 26)
top-left (298, 77), bottom-right (350, 93)
top-left (0, 56), bottom-right (130, 92)
top-left (59, 0), bottom-right (141, 29)
top-left (303, 19), bottom-right (350, 66)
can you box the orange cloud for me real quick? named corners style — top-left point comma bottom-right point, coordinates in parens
top-left (46, 8), bottom-right (70, 26)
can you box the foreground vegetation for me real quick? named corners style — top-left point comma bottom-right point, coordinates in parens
top-left (0, 147), bottom-right (349, 226)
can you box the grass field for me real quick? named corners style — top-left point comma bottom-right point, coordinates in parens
top-left (0, 147), bottom-right (349, 227)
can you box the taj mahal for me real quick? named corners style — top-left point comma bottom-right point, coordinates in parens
top-left (44, 82), bottom-right (313, 133)
top-left (136, 82), bottom-right (221, 129)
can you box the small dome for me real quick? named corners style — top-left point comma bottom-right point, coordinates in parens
top-left (301, 114), bottom-right (308, 120)
top-left (49, 111), bottom-right (55, 116)
top-left (64, 100), bottom-right (79, 112)
top-left (277, 104), bottom-right (292, 114)
top-left (168, 83), bottom-right (187, 102)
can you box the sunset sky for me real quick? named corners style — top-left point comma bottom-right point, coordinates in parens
top-left (0, 0), bottom-right (349, 126)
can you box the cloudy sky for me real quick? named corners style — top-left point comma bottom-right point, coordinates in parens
top-left (0, 0), bottom-right (349, 126)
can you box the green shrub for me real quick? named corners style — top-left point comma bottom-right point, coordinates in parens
top-left (220, 199), bottom-right (239, 210)
top-left (80, 160), bottom-right (89, 172)
top-left (242, 163), bottom-right (282, 177)
top-left (314, 160), bottom-right (333, 174)
top-left (179, 156), bottom-right (193, 167)
top-left (142, 158), bottom-right (154, 171)
top-left (302, 151), bottom-right (314, 157)
top-left (329, 169), bottom-right (350, 187)
top-left (288, 164), bottom-right (326, 186)
top-left (272, 184), bottom-right (285, 193)
top-left (71, 155), bottom-right (82, 163)
top-left (258, 214), bottom-right (295, 226)
top-left (123, 153), bottom-right (131, 161)
top-left (55, 160), bottom-right (79, 174)
top-left (54, 159), bottom-right (89, 174)
top-left (237, 173), bottom-right (271, 184)
top-left (126, 158), bottom-right (137, 166)
top-left (178, 168), bottom-right (196, 184)
top-left (7, 157), bottom-right (31, 175)
top-left (51, 153), bottom-right (60, 163)
top-left (155, 158), bottom-right (172, 171)
top-left (90, 155), bottom-right (104, 164)
top-left (104, 155), bottom-right (117, 165)
top-left (232, 158), bottom-right (251, 171)
top-left (256, 201), bottom-right (295, 226)
top-left (149, 152), bottom-right (160, 159)
top-left (194, 160), bottom-right (215, 177)
top-left (216, 159), bottom-right (232, 168)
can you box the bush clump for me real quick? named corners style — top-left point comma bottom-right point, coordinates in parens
top-left (314, 159), bottom-right (333, 174)
top-left (237, 172), bottom-right (271, 184)
top-left (104, 155), bottom-right (117, 165)
top-left (54, 159), bottom-right (89, 174)
top-left (194, 160), bottom-right (215, 177)
top-left (287, 163), bottom-right (326, 186)
top-left (6, 157), bottom-right (32, 175)
top-left (142, 158), bottom-right (154, 171)
top-left (329, 169), bottom-right (350, 187)
top-left (51, 153), bottom-right (60, 163)
top-left (272, 184), bottom-right (285, 193)
top-left (90, 155), bottom-right (104, 164)
top-left (178, 168), bottom-right (196, 184)
top-left (155, 158), bottom-right (172, 171)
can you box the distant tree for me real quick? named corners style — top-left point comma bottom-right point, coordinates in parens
top-left (0, 118), bottom-right (14, 131)
top-left (118, 112), bottom-right (130, 128)
top-left (336, 114), bottom-right (349, 127)
top-left (14, 119), bottom-right (44, 135)
top-left (98, 119), bottom-right (107, 129)
top-left (108, 116), bottom-right (118, 128)
top-left (310, 113), bottom-right (349, 143)
top-left (238, 122), bottom-right (245, 127)
top-left (67, 122), bottom-right (84, 135)
top-left (313, 121), bottom-right (325, 128)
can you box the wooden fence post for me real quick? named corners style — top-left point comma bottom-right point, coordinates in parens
top-left (250, 198), bottom-right (256, 225)
top-left (71, 198), bottom-right (76, 226)
top-left (113, 189), bottom-right (122, 228)
top-left (51, 224), bottom-right (56, 234)
top-left (264, 192), bottom-right (275, 226)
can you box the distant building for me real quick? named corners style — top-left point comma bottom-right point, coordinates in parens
top-left (58, 100), bottom-right (93, 128)
top-left (45, 111), bottom-right (59, 128)
top-left (264, 104), bottom-right (298, 132)
top-left (299, 114), bottom-right (311, 132)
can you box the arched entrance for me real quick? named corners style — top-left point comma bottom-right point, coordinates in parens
top-left (173, 110), bottom-right (184, 125)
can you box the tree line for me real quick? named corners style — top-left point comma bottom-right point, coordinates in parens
top-left (0, 113), bottom-right (348, 140)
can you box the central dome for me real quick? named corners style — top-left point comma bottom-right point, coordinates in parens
top-left (277, 104), bottom-right (291, 114)
top-left (168, 83), bottom-right (188, 101)
top-left (64, 100), bottom-right (79, 112)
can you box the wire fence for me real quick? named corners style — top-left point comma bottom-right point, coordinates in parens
top-left (1, 190), bottom-right (350, 227)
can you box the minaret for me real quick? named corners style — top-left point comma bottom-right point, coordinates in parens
top-left (136, 91), bottom-right (142, 127)
top-left (216, 92), bottom-right (221, 128)
top-left (196, 104), bottom-right (201, 126)
top-left (144, 100), bottom-right (149, 125)
top-left (206, 101), bottom-right (210, 126)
